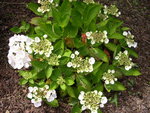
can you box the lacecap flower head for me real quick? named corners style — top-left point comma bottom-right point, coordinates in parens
top-left (67, 51), bottom-right (95, 73)
top-left (86, 30), bottom-right (109, 45)
top-left (78, 90), bottom-right (108, 113)
top-left (123, 31), bottom-right (137, 48)
top-left (102, 69), bottom-right (117, 84)
top-left (31, 35), bottom-right (54, 57)
top-left (27, 85), bottom-right (57, 107)
top-left (115, 50), bottom-right (134, 70)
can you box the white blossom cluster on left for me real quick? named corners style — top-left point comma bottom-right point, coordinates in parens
top-left (27, 85), bottom-right (57, 107)
top-left (8, 34), bottom-right (33, 69)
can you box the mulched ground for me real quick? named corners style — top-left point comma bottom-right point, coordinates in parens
top-left (0, 0), bottom-right (150, 113)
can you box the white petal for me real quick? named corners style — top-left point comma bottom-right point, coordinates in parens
top-left (123, 31), bottom-right (128, 36)
top-left (34, 102), bottom-right (42, 107)
top-left (101, 97), bottom-right (107, 104)
top-left (27, 93), bottom-right (32, 99)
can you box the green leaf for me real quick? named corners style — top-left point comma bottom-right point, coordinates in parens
top-left (109, 33), bottom-right (125, 39)
top-left (67, 86), bottom-right (76, 98)
top-left (79, 46), bottom-right (90, 56)
top-left (52, 0), bottom-right (71, 28)
top-left (29, 79), bottom-right (34, 84)
top-left (121, 27), bottom-right (131, 31)
top-left (70, 9), bottom-right (82, 27)
top-left (73, 1), bottom-right (86, 15)
top-left (65, 24), bottom-right (78, 38)
top-left (63, 49), bottom-right (72, 57)
top-left (40, 24), bottom-right (60, 41)
top-left (65, 77), bottom-right (74, 86)
top-left (27, 2), bottom-right (42, 16)
top-left (105, 43), bottom-right (117, 52)
top-left (97, 19), bottom-right (109, 27)
top-left (46, 99), bottom-right (59, 107)
top-left (59, 57), bottom-right (70, 65)
top-left (51, 68), bottom-right (61, 81)
top-left (120, 68), bottom-right (141, 76)
top-left (93, 63), bottom-right (108, 83)
top-left (90, 48), bottom-right (109, 62)
top-left (50, 82), bottom-right (59, 90)
top-left (10, 27), bottom-right (21, 33)
top-left (34, 26), bottom-right (44, 36)
top-left (71, 104), bottom-right (82, 113)
top-left (31, 61), bottom-right (48, 72)
top-left (83, 4), bottom-right (101, 26)
top-left (54, 40), bottom-right (64, 51)
top-left (30, 17), bottom-right (44, 25)
top-left (76, 75), bottom-right (91, 90)
top-left (93, 81), bottom-right (104, 91)
top-left (19, 78), bottom-right (28, 85)
top-left (125, 48), bottom-right (138, 58)
top-left (97, 109), bottom-right (103, 113)
top-left (105, 82), bottom-right (126, 92)
top-left (20, 21), bottom-right (30, 32)
top-left (45, 66), bottom-right (53, 79)
top-left (74, 38), bottom-right (84, 49)
top-left (19, 71), bottom-right (36, 80)
top-left (92, 61), bottom-right (103, 75)
top-left (108, 17), bottom-right (123, 35)
top-left (60, 84), bottom-right (67, 91)
top-left (110, 93), bottom-right (118, 107)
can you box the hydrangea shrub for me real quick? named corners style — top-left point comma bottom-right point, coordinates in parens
top-left (9, 0), bottom-right (141, 112)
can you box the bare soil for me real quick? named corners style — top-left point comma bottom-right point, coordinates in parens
top-left (0, 0), bottom-right (150, 113)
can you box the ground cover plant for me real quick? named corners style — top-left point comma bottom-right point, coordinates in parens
top-left (8, 0), bottom-right (141, 113)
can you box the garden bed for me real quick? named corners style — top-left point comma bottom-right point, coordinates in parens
top-left (0, 0), bottom-right (150, 113)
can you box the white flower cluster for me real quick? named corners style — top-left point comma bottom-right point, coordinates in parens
top-left (86, 31), bottom-right (109, 45)
top-left (67, 51), bottom-right (95, 73)
top-left (78, 90), bottom-right (107, 113)
top-left (115, 50), bottom-right (134, 70)
top-left (27, 85), bottom-right (57, 107)
top-left (102, 70), bottom-right (117, 84)
top-left (123, 31), bottom-right (137, 48)
top-left (31, 35), bottom-right (54, 57)
top-left (37, 0), bottom-right (57, 13)
top-left (83, 0), bottom-right (95, 4)
top-left (103, 5), bottom-right (121, 17)
top-left (8, 34), bottom-right (33, 69)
